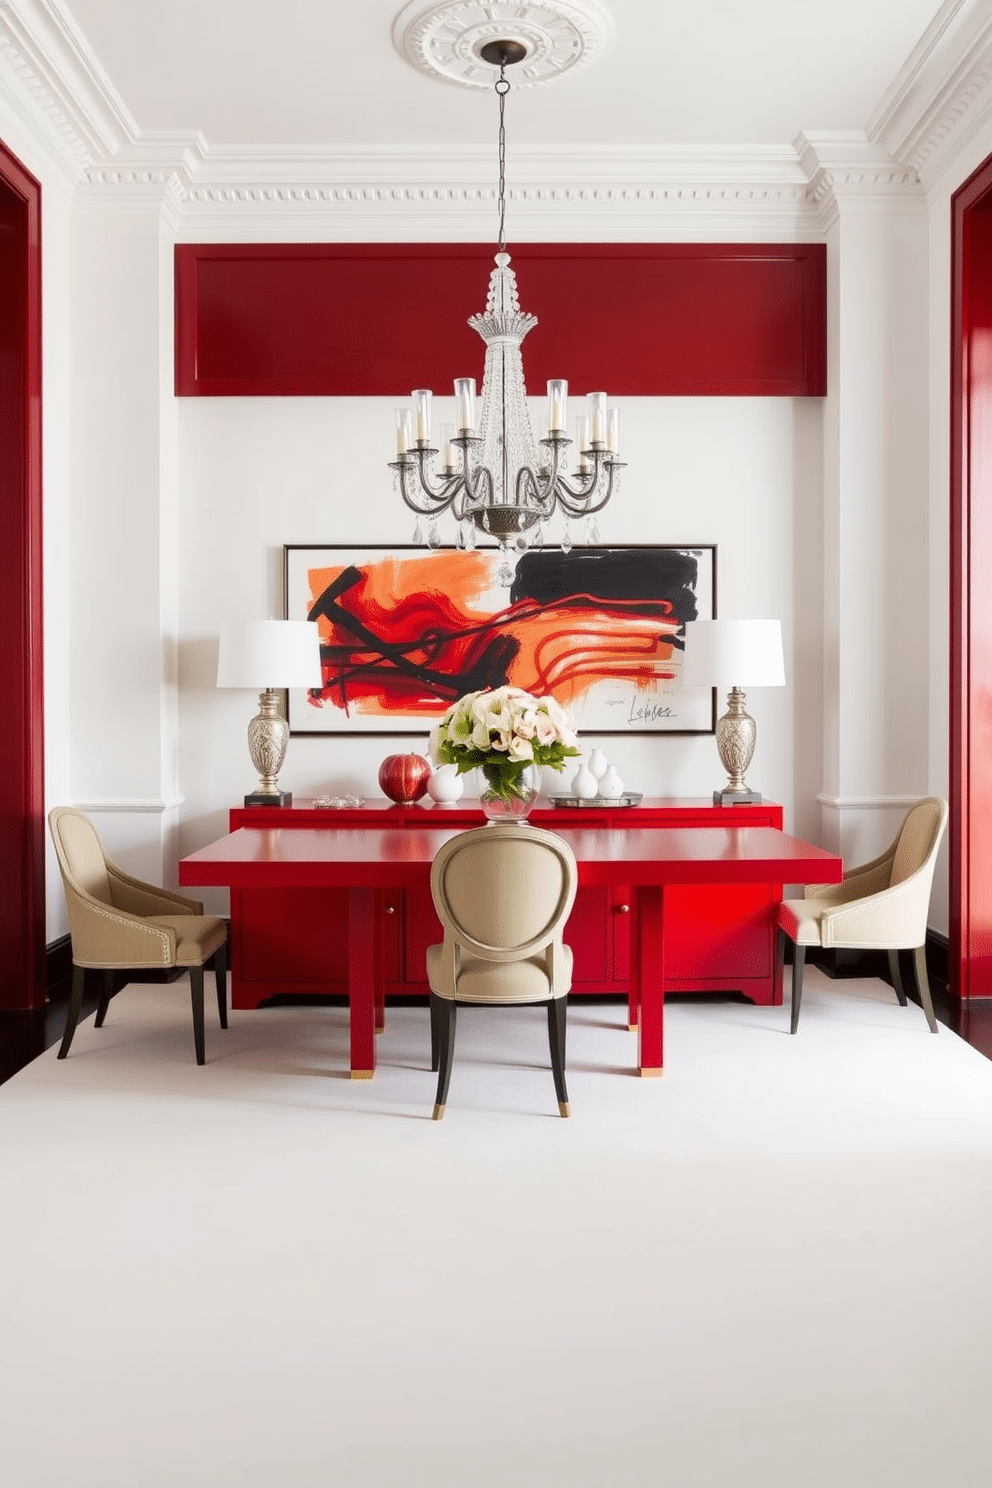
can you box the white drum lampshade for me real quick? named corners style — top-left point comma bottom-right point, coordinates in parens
top-left (217, 619), bottom-right (323, 806)
top-left (683, 619), bottom-right (785, 804)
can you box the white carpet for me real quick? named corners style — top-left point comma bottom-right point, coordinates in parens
top-left (3, 968), bottom-right (992, 1488)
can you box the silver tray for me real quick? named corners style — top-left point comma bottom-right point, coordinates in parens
top-left (548, 792), bottom-right (642, 809)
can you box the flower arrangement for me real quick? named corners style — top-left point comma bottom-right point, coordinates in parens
top-left (430, 686), bottom-right (580, 804)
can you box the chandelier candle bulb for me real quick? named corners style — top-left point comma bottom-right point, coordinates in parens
top-left (576, 415), bottom-right (591, 473)
top-left (454, 377), bottom-right (476, 433)
top-left (395, 408), bottom-right (412, 456)
top-left (588, 392), bottom-right (607, 446)
top-left (547, 379), bottom-right (568, 433)
top-left (439, 423), bottom-right (456, 473)
top-left (412, 389), bottom-right (432, 444)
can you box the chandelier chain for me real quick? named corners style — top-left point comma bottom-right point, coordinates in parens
top-left (496, 66), bottom-right (509, 256)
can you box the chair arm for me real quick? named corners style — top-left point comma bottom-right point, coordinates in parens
top-left (805, 857), bottom-right (891, 905)
top-left (107, 864), bottom-right (204, 917)
top-left (547, 938), bottom-right (573, 998)
top-left (819, 872), bottom-right (932, 950)
top-left (65, 888), bottom-right (178, 968)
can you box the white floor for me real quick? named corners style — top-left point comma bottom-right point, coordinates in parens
top-left (3, 968), bottom-right (992, 1488)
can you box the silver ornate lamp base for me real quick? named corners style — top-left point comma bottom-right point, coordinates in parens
top-left (713, 686), bottom-right (762, 805)
top-left (244, 688), bottom-right (292, 807)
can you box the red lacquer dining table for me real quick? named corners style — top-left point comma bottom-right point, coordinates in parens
top-left (179, 823), bottom-right (842, 1077)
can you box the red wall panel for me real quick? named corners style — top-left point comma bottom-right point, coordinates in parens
top-left (0, 138), bottom-right (45, 1009)
top-left (175, 242), bottom-right (826, 398)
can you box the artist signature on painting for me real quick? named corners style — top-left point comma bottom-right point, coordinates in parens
top-left (606, 696), bottom-right (678, 724)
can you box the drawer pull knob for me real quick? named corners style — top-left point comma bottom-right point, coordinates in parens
top-left (617, 903), bottom-right (630, 914)
top-left (384, 905), bottom-right (396, 915)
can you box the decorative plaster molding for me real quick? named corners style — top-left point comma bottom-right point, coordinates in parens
top-left (815, 794), bottom-right (925, 812)
top-left (0, 0), bottom-right (138, 174)
top-left (71, 797), bottom-right (185, 814)
top-left (392, 0), bottom-right (614, 89)
top-left (866, 0), bottom-right (992, 183)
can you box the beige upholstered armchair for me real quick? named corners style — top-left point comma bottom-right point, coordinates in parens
top-left (49, 807), bottom-right (228, 1064)
top-left (427, 824), bottom-right (578, 1120)
top-left (778, 797), bottom-right (948, 1035)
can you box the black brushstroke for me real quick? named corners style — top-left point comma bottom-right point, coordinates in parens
top-left (510, 547), bottom-right (699, 645)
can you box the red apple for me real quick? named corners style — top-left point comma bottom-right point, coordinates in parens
top-left (378, 753), bottom-right (431, 804)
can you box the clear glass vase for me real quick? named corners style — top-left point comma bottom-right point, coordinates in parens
top-left (479, 764), bottom-right (540, 823)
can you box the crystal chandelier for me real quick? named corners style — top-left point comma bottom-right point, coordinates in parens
top-left (388, 38), bottom-right (624, 583)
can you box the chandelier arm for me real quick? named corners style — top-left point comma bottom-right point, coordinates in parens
top-left (552, 457), bottom-right (625, 517)
top-left (392, 455), bottom-right (464, 516)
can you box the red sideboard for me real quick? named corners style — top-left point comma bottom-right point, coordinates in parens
top-left (226, 797), bottom-right (786, 1011)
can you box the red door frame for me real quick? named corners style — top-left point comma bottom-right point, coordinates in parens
top-left (950, 154), bottom-right (992, 1000)
top-left (0, 138), bottom-right (45, 1010)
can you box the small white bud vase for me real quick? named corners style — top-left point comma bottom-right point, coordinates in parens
top-left (571, 760), bottom-right (599, 800)
top-left (599, 764), bottom-right (625, 799)
top-left (426, 763), bottom-right (464, 804)
top-left (587, 747), bottom-right (609, 782)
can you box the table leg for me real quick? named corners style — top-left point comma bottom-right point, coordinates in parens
top-left (348, 887), bottom-right (377, 1078)
top-left (373, 890), bottom-right (386, 1034)
top-left (633, 884), bottom-right (664, 1076)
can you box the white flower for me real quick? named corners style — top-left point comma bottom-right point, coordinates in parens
top-left (507, 734), bottom-right (534, 762)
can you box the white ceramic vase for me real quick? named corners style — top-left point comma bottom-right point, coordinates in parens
top-left (571, 760), bottom-right (599, 800)
top-left (426, 763), bottom-right (464, 804)
top-left (599, 764), bottom-right (625, 799)
top-left (587, 747), bottom-right (609, 782)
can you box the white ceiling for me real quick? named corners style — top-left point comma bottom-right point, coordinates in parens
top-left (61, 0), bottom-right (948, 152)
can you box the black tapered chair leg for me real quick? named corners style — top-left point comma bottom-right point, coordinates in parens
top-left (547, 996), bottom-right (570, 1117)
top-left (790, 944), bottom-right (806, 1035)
top-left (189, 966), bottom-right (206, 1065)
top-left (887, 948), bottom-right (909, 1006)
top-left (58, 964), bottom-right (88, 1059)
top-left (429, 993), bottom-right (440, 1072)
top-left (214, 942), bottom-right (228, 1029)
top-left (432, 996), bottom-right (456, 1119)
top-left (912, 944), bottom-right (939, 1034)
top-left (94, 969), bottom-right (115, 1027)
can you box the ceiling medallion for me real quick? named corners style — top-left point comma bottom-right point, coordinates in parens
top-left (392, 0), bottom-right (615, 89)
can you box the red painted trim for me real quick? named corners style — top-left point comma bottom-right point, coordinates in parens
top-left (175, 242), bottom-right (826, 399)
top-left (950, 157), bottom-right (992, 1000)
top-left (0, 137), bottom-right (45, 1011)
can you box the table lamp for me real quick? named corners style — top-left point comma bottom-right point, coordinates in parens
top-left (682, 618), bottom-right (785, 805)
top-left (217, 619), bottom-right (323, 806)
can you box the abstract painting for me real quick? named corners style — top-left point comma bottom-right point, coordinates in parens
top-left (283, 544), bottom-right (716, 736)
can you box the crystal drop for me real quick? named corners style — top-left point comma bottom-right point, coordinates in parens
top-left (465, 522), bottom-right (476, 550)
top-left (428, 525), bottom-right (442, 549)
top-left (533, 525), bottom-right (544, 547)
top-left (412, 522), bottom-right (424, 545)
top-left (516, 532), bottom-right (529, 553)
top-left (561, 528), bottom-right (573, 555)
top-left (589, 520), bottom-right (601, 544)
top-left (482, 510), bottom-right (492, 533)
top-left (497, 561), bottom-right (514, 588)
top-left (456, 522), bottom-right (466, 550)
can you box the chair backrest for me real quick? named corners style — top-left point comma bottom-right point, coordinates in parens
top-left (888, 797), bottom-right (948, 888)
top-left (430, 824), bottom-right (578, 963)
top-left (49, 807), bottom-right (114, 906)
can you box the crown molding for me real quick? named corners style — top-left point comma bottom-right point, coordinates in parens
top-left (867, 0), bottom-right (992, 183)
top-left (795, 132), bottom-right (923, 229)
top-left (0, 0), bottom-right (138, 174)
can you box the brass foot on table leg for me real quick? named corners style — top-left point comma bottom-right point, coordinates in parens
top-left (558, 1101), bottom-right (571, 1118)
top-left (628, 1022), bottom-right (638, 1031)
top-left (432, 1103), bottom-right (445, 1121)
top-left (639, 1067), bottom-right (664, 1078)
top-left (350, 1070), bottom-right (374, 1080)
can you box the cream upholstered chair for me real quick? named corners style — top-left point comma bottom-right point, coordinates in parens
top-left (778, 797), bottom-right (948, 1035)
top-left (427, 824), bottom-right (578, 1120)
top-left (49, 807), bottom-right (228, 1064)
